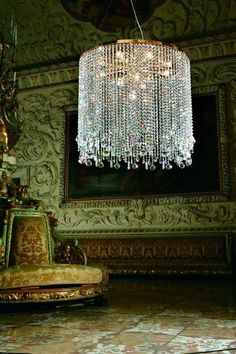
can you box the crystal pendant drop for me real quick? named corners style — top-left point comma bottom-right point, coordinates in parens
top-left (114, 163), bottom-right (120, 169)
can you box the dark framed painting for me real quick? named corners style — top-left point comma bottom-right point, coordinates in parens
top-left (63, 85), bottom-right (228, 202)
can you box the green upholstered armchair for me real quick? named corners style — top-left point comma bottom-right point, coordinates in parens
top-left (0, 207), bottom-right (109, 304)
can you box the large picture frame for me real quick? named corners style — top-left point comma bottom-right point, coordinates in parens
top-left (62, 85), bottom-right (229, 204)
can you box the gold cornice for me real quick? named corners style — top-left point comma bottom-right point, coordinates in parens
top-left (16, 47), bottom-right (236, 91)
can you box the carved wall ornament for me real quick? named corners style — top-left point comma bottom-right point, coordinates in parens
top-left (145, 0), bottom-right (236, 41)
top-left (11, 23), bottom-right (235, 237)
top-left (191, 60), bottom-right (236, 86)
top-left (14, 86), bottom-right (76, 206)
top-left (57, 201), bottom-right (236, 236)
top-left (76, 234), bottom-right (232, 275)
top-left (13, 70), bottom-right (235, 236)
top-left (16, 39), bottom-right (236, 92)
top-left (182, 36), bottom-right (236, 62)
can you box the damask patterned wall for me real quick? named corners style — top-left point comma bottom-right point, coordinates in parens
top-left (3, 0), bottom-right (235, 272)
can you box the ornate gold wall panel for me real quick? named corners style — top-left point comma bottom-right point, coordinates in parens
top-left (79, 235), bottom-right (232, 275)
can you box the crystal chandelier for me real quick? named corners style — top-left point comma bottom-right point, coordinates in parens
top-left (77, 7), bottom-right (194, 171)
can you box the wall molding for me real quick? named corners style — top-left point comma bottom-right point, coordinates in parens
top-left (17, 36), bottom-right (236, 90)
top-left (13, 38), bottom-right (236, 238)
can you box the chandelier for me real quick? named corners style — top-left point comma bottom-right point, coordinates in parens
top-left (77, 4), bottom-right (194, 171)
top-left (77, 39), bottom-right (194, 170)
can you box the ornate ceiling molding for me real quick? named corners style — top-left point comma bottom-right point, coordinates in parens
top-left (60, 0), bottom-right (163, 31)
top-left (1, 0), bottom-right (235, 68)
top-left (16, 33), bottom-right (236, 90)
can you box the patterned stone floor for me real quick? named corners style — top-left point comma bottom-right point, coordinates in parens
top-left (0, 276), bottom-right (236, 354)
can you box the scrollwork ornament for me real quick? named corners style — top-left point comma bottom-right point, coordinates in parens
top-left (146, 0), bottom-right (235, 42)
top-left (16, 88), bottom-right (75, 161)
top-left (49, 89), bottom-right (75, 109)
top-left (191, 61), bottom-right (236, 87)
top-left (209, 61), bottom-right (236, 83)
top-left (1, 0), bottom-right (235, 67)
top-left (15, 129), bottom-right (49, 162)
top-left (15, 87), bottom-right (76, 204)
top-left (31, 160), bottom-right (59, 200)
top-left (191, 66), bottom-right (208, 86)
top-left (19, 94), bottom-right (48, 120)
top-left (58, 201), bottom-right (236, 234)
top-left (125, 200), bottom-right (155, 226)
top-left (60, 200), bottom-right (155, 229)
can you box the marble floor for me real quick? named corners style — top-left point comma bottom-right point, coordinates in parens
top-left (0, 276), bottom-right (236, 354)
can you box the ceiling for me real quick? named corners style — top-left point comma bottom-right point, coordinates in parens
top-left (60, 0), bottom-right (168, 31)
top-left (0, 0), bottom-right (235, 68)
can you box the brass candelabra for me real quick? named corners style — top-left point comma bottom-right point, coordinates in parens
top-left (0, 40), bottom-right (19, 153)
top-left (0, 30), bottom-right (21, 201)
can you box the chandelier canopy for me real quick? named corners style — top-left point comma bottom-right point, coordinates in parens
top-left (77, 39), bottom-right (195, 170)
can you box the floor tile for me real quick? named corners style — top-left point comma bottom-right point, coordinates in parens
top-left (0, 277), bottom-right (236, 354)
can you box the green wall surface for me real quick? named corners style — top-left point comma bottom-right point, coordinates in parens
top-left (0, 0), bottom-right (235, 244)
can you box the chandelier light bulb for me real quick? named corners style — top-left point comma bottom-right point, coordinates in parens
top-left (77, 39), bottom-right (195, 170)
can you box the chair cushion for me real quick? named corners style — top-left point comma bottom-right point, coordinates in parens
top-left (0, 264), bottom-right (103, 289)
top-left (89, 263), bottom-right (109, 283)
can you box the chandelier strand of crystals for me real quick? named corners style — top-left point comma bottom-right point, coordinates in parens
top-left (77, 40), bottom-right (195, 170)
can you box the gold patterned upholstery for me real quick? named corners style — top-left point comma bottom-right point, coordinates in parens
top-left (9, 216), bottom-right (50, 266)
top-left (0, 208), bottom-right (109, 303)
top-left (0, 264), bottom-right (103, 289)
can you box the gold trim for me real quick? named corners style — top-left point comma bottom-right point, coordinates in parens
top-left (116, 39), bottom-right (178, 50)
top-left (80, 39), bottom-right (184, 59)
top-left (0, 283), bottom-right (108, 303)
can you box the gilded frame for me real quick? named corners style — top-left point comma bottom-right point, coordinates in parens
top-left (61, 84), bottom-right (229, 208)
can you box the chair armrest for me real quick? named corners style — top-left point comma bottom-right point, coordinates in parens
top-left (53, 239), bottom-right (87, 266)
top-left (48, 212), bottom-right (87, 266)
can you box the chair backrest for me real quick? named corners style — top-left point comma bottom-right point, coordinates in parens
top-left (5, 209), bottom-right (53, 267)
